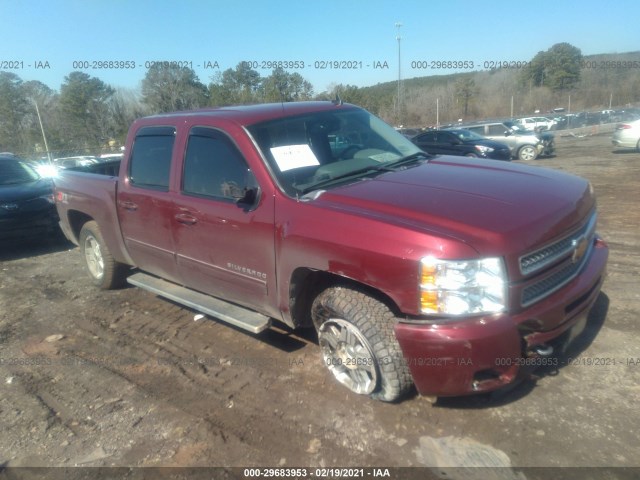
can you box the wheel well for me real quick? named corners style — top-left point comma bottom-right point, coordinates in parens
top-left (67, 210), bottom-right (93, 243)
top-left (288, 268), bottom-right (401, 329)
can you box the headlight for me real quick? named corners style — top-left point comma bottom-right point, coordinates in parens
top-left (38, 193), bottom-right (56, 204)
top-left (474, 145), bottom-right (494, 153)
top-left (420, 256), bottom-right (507, 316)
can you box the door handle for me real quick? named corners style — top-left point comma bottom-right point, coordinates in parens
top-left (119, 200), bottom-right (138, 211)
top-left (175, 213), bottom-right (198, 225)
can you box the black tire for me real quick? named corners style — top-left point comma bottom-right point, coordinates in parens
top-left (79, 221), bottom-right (128, 289)
top-left (311, 286), bottom-right (413, 402)
top-left (517, 144), bottom-right (538, 161)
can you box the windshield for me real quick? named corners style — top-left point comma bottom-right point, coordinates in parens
top-left (0, 159), bottom-right (41, 185)
top-left (246, 107), bottom-right (423, 196)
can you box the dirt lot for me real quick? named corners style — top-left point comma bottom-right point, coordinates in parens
top-left (1, 131), bottom-right (639, 478)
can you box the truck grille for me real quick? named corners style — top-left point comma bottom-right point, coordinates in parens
top-left (519, 212), bottom-right (597, 307)
top-left (519, 213), bottom-right (596, 276)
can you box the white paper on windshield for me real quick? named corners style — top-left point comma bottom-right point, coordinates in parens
top-left (270, 144), bottom-right (319, 172)
top-left (369, 152), bottom-right (401, 162)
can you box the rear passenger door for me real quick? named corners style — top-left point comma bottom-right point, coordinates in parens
top-left (171, 126), bottom-right (275, 313)
top-left (118, 126), bottom-right (181, 282)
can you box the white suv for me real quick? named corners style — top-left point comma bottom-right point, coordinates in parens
top-left (515, 117), bottom-right (557, 131)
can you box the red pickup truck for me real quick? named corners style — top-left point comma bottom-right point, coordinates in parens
top-left (55, 101), bottom-right (608, 402)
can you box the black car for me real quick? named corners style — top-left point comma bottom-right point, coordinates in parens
top-left (0, 155), bottom-right (59, 242)
top-left (410, 129), bottom-right (512, 161)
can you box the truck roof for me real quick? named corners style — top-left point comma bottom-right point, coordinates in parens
top-left (140, 101), bottom-right (357, 126)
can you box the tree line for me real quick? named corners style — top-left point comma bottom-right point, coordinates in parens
top-left (1, 43), bottom-right (639, 158)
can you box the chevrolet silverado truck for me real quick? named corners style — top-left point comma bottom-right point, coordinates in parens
top-left (54, 101), bottom-right (608, 402)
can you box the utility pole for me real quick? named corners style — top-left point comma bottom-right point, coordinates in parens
top-left (34, 100), bottom-right (52, 162)
top-left (395, 22), bottom-right (403, 127)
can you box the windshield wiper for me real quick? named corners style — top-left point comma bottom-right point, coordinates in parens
top-left (300, 152), bottom-right (430, 195)
top-left (382, 151), bottom-right (431, 169)
top-left (300, 165), bottom-right (388, 194)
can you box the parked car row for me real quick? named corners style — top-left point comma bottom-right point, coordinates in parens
top-left (409, 119), bottom-right (555, 162)
top-left (548, 108), bottom-right (640, 130)
top-left (410, 129), bottom-right (512, 161)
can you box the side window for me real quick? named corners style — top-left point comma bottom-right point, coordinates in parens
top-left (466, 126), bottom-right (484, 136)
top-left (416, 132), bottom-right (436, 143)
top-left (129, 126), bottom-right (175, 190)
top-left (182, 127), bottom-right (252, 201)
top-left (436, 132), bottom-right (453, 144)
top-left (487, 124), bottom-right (507, 136)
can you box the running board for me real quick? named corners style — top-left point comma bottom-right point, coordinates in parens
top-left (127, 272), bottom-right (271, 334)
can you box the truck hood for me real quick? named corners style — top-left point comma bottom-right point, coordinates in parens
top-left (0, 178), bottom-right (54, 202)
top-left (313, 157), bottom-right (594, 257)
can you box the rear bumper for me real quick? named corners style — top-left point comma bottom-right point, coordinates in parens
top-left (611, 137), bottom-right (637, 149)
top-left (394, 237), bottom-right (608, 397)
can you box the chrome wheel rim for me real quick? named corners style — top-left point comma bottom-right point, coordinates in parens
top-left (84, 235), bottom-right (104, 279)
top-left (318, 318), bottom-right (378, 395)
top-left (520, 146), bottom-right (536, 161)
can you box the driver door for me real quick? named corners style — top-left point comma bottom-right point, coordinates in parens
top-left (171, 126), bottom-right (276, 313)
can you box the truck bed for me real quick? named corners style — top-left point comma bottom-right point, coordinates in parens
top-left (54, 168), bottom-right (133, 266)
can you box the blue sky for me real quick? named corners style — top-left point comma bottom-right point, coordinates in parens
top-left (1, 0), bottom-right (639, 93)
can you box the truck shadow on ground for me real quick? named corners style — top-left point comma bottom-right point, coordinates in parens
top-left (0, 232), bottom-right (73, 262)
top-left (434, 292), bottom-right (610, 409)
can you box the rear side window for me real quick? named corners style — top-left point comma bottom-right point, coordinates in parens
top-left (129, 126), bottom-right (175, 189)
top-left (182, 127), bottom-right (252, 201)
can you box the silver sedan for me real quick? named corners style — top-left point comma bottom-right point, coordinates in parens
top-left (612, 118), bottom-right (640, 151)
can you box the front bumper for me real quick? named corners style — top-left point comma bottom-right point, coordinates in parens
top-left (0, 208), bottom-right (59, 241)
top-left (394, 237), bottom-right (608, 397)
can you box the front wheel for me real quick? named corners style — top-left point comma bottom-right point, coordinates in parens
top-left (518, 145), bottom-right (538, 161)
top-left (311, 287), bottom-right (413, 402)
top-left (79, 221), bottom-right (128, 289)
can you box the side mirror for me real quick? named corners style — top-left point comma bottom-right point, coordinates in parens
top-left (235, 187), bottom-right (261, 211)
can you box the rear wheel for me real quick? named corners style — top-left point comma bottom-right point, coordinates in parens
top-left (518, 145), bottom-right (538, 161)
top-left (311, 286), bottom-right (413, 402)
top-left (79, 221), bottom-right (128, 289)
